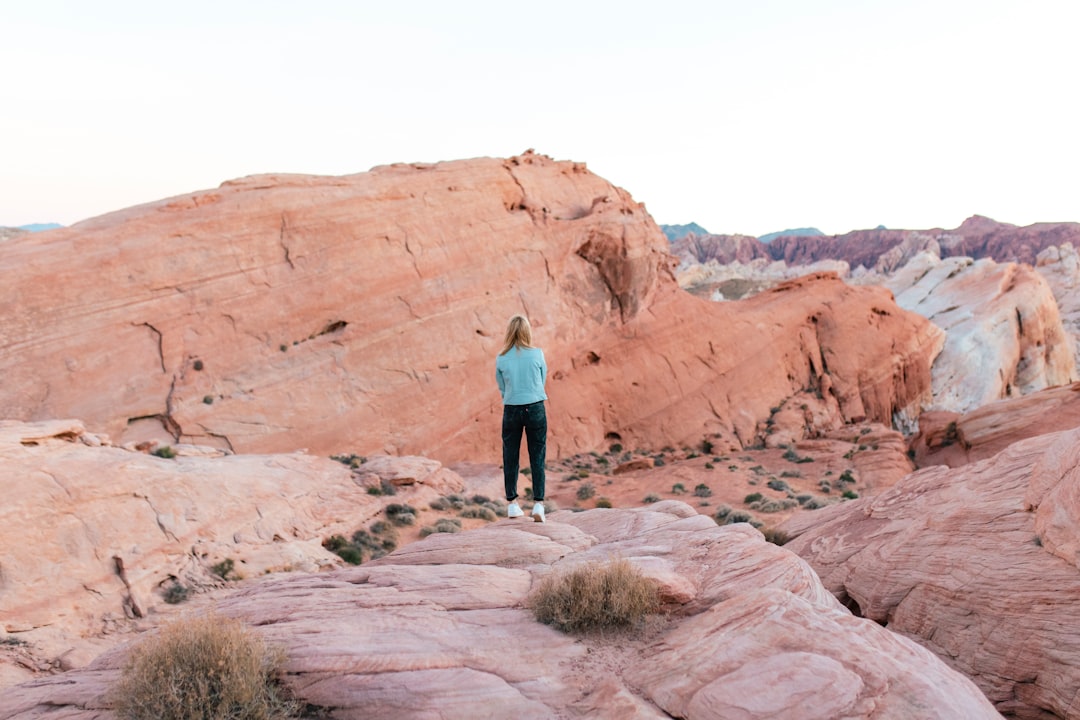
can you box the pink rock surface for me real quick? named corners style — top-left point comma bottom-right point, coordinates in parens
top-left (0, 419), bottom-right (470, 681)
top-left (1, 503), bottom-right (998, 719)
top-left (0, 153), bottom-right (941, 463)
top-left (784, 427), bottom-right (1080, 718)
top-left (912, 382), bottom-right (1080, 468)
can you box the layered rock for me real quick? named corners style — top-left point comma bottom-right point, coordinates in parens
top-left (783, 427), bottom-right (1080, 719)
top-left (0, 419), bottom-right (472, 686)
top-left (912, 382), bottom-right (1080, 468)
top-left (0, 152), bottom-right (941, 462)
top-left (881, 253), bottom-right (1076, 415)
top-left (1036, 243), bottom-right (1080, 361)
top-left (3, 503), bottom-right (999, 719)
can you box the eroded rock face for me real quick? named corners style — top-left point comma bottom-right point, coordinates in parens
top-left (2, 503), bottom-right (999, 719)
top-left (881, 253), bottom-right (1076, 414)
top-left (0, 153), bottom-right (940, 461)
top-left (912, 382), bottom-right (1080, 468)
top-left (783, 427), bottom-right (1080, 719)
top-left (0, 419), bottom-right (469, 686)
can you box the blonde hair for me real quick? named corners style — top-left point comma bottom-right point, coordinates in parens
top-left (500, 314), bottom-right (534, 355)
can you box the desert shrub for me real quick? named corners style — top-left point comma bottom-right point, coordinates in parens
top-left (330, 453), bottom-right (366, 468)
top-left (420, 518), bottom-right (462, 537)
top-left (693, 483), bottom-right (712, 498)
top-left (671, 483), bottom-right (686, 495)
top-left (701, 438), bottom-right (715, 455)
top-left (595, 497), bottom-right (613, 508)
top-left (796, 494), bottom-right (813, 505)
top-left (653, 456), bottom-right (666, 467)
top-left (203, 395), bottom-right (214, 405)
top-left (728, 464), bottom-right (739, 471)
top-left (839, 470), bottom-right (856, 484)
top-left (819, 480), bottom-right (831, 493)
top-left (109, 614), bottom-right (297, 720)
top-left (780, 469), bottom-right (802, 478)
top-left (609, 443), bottom-right (623, 453)
top-left (642, 494), bottom-right (661, 504)
top-left (162, 582), bottom-right (190, 605)
top-left (704, 462), bottom-right (714, 470)
top-left (803, 498), bottom-right (826, 509)
top-left (459, 506), bottom-right (497, 521)
top-left (749, 498), bottom-right (798, 513)
top-left (528, 559), bottom-right (659, 633)
top-left (750, 465), bottom-right (767, 475)
top-left (767, 479), bottom-right (790, 492)
top-left (761, 527), bottom-right (789, 546)
top-left (471, 494), bottom-right (491, 505)
top-left (429, 497), bottom-right (451, 511)
top-left (722, 510), bottom-right (754, 525)
top-left (577, 482), bottom-right (596, 501)
top-left (384, 503), bottom-right (417, 526)
top-left (713, 504), bottom-right (732, 523)
top-left (152, 446), bottom-right (177, 459)
top-left (842, 490), bottom-right (859, 500)
top-left (744, 492), bottom-right (763, 504)
top-left (322, 535), bottom-right (348, 551)
top-left (577, 469), bottom-right (590, 478)
top-left (211, 558), bottom-right (236, 581)
top-left (335, 547), bottom-right (363, 565)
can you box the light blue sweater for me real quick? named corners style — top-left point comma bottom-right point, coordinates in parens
top-left (496, 346), bottom-right (548, 405)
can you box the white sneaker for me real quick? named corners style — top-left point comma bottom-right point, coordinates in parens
top-left (531, 502), bottom-right (546, 523)
top-left (507, 502), bottom-right (524, 518)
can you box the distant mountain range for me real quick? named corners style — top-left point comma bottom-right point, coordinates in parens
top-left (19, 223), bottom-right (63, 232)
top-left (660, 223), bottom-right (710, 241)
top-left (757, 227), bottom-right (824, 244)
top-left (662, 223), bottom-right (830, 244)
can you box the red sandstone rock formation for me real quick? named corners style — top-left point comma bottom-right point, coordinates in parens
top-left (671, 232), bottom-right (769, 266)
top-left (912, 381), bottom-right (1080, 468)
top-left (3, 503), bottom-right (999, 719)
top-left (783, 427), bottom-right (1080, 719)
top-left (0, 152), bottom-right (941, 462)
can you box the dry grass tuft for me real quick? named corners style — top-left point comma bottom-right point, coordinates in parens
top-left (110, 613), bottom-right (298, 720)
top-left (529, 558), bottom-right (659, 633)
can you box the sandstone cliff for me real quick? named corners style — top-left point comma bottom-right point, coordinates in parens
top-left (882, 252), bottom-right (1076, 416)
top-left (783, 426), bottom-right (1080, 719)
top-left (0, 152), bottom-right (941, 461)
top-left (3, 501), bottom-right (1000, 719)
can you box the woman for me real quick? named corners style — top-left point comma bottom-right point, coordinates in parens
top-left (496, 314), bottom-right (548, 522)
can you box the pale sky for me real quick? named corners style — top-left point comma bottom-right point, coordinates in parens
top-left (3, 0), bottom-right (1078, 237)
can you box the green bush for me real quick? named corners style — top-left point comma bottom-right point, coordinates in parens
top-left (528, 559), bottom-right (659, 633)
top-left (642, 494), bottom-right (661, 504)
top-left (671, 483), bottom-right (686, 495)
top-left (577, 482), bottom-right (596, 501)
top-left (109, 614), bottom-right (297, 720)
top-left (152, 446), bottom-right (177, 459)
top-left (744, 492), bottom-right (763, 504)
top-left (162, 582), bottom-right (190, 605)
top-left (842, 490), bottom-right (859, 500)
top-left (595, 497), bottom-right (613, 508)
top-left (693, 483), bottom-right (712, 498)
top-left (211, 558), bottom-right (236, 581)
